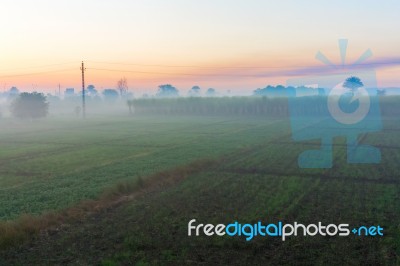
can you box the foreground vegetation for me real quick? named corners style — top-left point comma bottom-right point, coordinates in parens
top-left (0, 115), bottom-right (285, 221)
top-left (0, 113), bottom-right (399, 264)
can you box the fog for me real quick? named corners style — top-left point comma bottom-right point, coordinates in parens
top-left (1, 87), bottom-right (400, 123)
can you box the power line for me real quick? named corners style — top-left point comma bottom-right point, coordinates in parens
top-left (86, 60), bottom-right (400, 69)
top-left (0, 60), bottom-right (398, 80)
top-left (85, 61), bottom-right (400, 78)
top-left (0, 62), bottom-right (77, 72)
top-left (0, 68), bottom-right (76, 78)
top-left (86, 60), bottom-right (273, 69)
top-left (85, 67), bottom-right (259, 77)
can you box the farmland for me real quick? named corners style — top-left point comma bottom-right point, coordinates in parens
top-left (0, 115), bottom-right (288, 220)
top-left (0, 112), bottom-right (399, 265)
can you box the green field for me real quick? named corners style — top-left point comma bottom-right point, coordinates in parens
top-left (0, 116), bottom-right (289, 220)
top-left (0, 114), bottom-right (400, 265)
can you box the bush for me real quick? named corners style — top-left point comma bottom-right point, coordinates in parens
top-left (10, 92), bottom-right (49, 119)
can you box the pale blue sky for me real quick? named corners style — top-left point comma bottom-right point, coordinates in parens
top-left (0, 0), bottom-right (399, 91)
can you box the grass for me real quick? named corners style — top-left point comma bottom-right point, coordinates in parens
top-left (0, 115), bottom-right (288, 220)
top-left (0, 157), bottom-right (218, 250)
top-left (0, 114), bottom-right (399, 264)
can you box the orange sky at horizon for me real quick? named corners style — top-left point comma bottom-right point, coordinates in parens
top-left (0, 1), bottom-right (399, 95)
top-left (1, 57), bottom-right (399, 95)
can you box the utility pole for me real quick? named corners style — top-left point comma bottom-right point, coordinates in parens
top-left (80, 61), bottom-right (86, 118)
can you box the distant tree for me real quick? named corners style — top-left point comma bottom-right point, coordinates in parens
top-left (87, 84), bottom-right (98, 96)
top-left (276, 85), bottom-right (285, 90)
top-left (64, 88), bottom-right (75, 97)
top-left (377, 89), bottom-right (386, 96)
top-left (206, 88), bottom-right (216, 97)
top-left (253, 85), bottom-right (286, 97)
top-left (9, 86), bottom-right (19, 95)
top-left (102, 89), bottom-right (119, 102)
top-left (46, 94), bottom-right (60, 103)
top-left (117, 77), bottom-right (128, 97)
top-left (188, 86), bottom-right (201, 96)
top-left (7, 86), bottom-right (19, 99)
top-left (11, 92), bottom-right (49, 119)
top-left (343, 76), bottom-right (363, 92)
top-left (156, 84), bottom-right (179, 98)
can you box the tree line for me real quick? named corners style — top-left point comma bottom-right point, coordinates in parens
top-left (129, 96), bottom-right (400, 117)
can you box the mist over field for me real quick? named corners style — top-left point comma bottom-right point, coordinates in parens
top-left (1, 0), bottom-right (400, 264)
top-left (0, 91), bottom-right (399, 264)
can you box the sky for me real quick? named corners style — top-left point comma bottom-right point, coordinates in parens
top-left (0, 0), bottom-right (399, 95)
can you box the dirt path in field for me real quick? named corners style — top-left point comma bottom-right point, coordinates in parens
top-left (0, 161), bottom-right (214, 264)
top-left (1, 123), bottom-right (392, 265)
top-left (0, 128), bottom-right (291, 264)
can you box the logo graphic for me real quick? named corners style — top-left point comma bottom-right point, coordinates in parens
top-left (327, 82), bottom-right (370, 125)
top-left (286, 39), bottom-right (382, 168)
